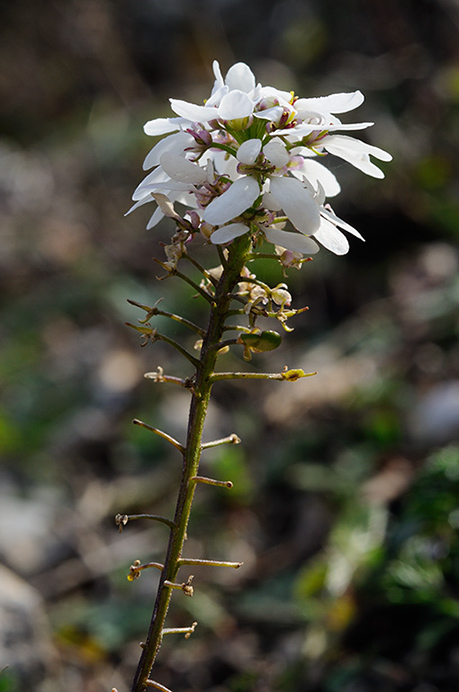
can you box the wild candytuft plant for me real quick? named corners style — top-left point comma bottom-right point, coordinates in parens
top-left (113, 60), bottom-right (391, 692)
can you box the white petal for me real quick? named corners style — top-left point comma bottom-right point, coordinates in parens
top-left (274, 122), bottom-right (373, 139)
top-left (275, 123), bottom-right (320, 138)
top-left (175, 190), bottom-right (198, 208)
top-left (210, 223), bottom-right (249, 244)
top-left (264, 226), bottom-right (319, 254)
top-left (323, 144), bottom-right (385, 178)
top-left (263, 139), bottom-right (290, 167)
top-left (273, 124), bottom-right (318, 139)
top-left (237, 139), bottom-right (262, 164)
top-left (132, 167), bottom-right (170, 201)
top-left (143, 132), bottom-right (194, 170)
top-left (206, 85), bottom-right (229, 108)
top-left (169, 98), bottom-right (217, 122)
top-left (203, 176), bottom-right (260, 226)
top-left (269, 176), bottom-right (320, 234)
top-left (258, 85), bottom-right (294, 103)
top-left (144, 117), bottom-right (185, 136)
top-left (160, 152), bottom-right (208, 184)
top-left (313, 218), bottom-right (350, 255)
top-left (125, 195), bottom-right (153, 215)
top-left (262, 191), bottom-right (282, 211)
top-left (254, 106), bottom-right (285, 122)
top-left (225, 62), bottom-right (256, 93)
top-left (205, 158), bottom-right (215, 183)
top-left (211, 60), bottom-right (224, 93)
top-left (295, 91), bottom-right (365, 115)
top-left (296, 159), bottom-right (341, 197)
top-left (212, 149), bottom-right (240, 180)
top-left (141, 181), bottom-right (195, 192)
top-left (218, 90), bottom-right (254, 120)
top-left (147, 205), bottom-right (165, 230)
top-left (320, 208), bottom-right (364, 240)
top-left (324, 134), bottom-right (392, 161)
top-left (290, 145), bottom-right (316, 158)
top-left (326, 121), bottom-right (374, 131)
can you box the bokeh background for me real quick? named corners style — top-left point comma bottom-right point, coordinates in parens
top-left (1, 1), bottom-right (459, 691)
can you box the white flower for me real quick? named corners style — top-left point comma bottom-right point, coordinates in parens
top-left (211, 60), bottom-right (257, 95)
top-left (167, 61), bottom-right (260, 127)
top-left (289, 154), bottom-right (341, 197)
top-left (203, 137), bottom-right (320, 244)
top-left (203, 176), bottom-right (260, 226)
top-left (160, 152), bottom-right (209, 184)
top-left (170, 89), bottom-right (254, 125)
top-left (319, 134), bottom-right (393, 179)
top-left (314, 206), bottom-right (364, 256)
top-left (142, 131), bottom-right (194, 171)
top-left (269, 176), bottom-right (320, 235)
top-left (263, 226), bottom-right (320, 254)
top-left (265, 87), bottom-right (392, 179)
top-left (237, 138), bottom-right (321, 233)
top-left (127, 154), bottom-right (212, 230)
top-left (210, 223), bottom-right (249, 244)
top-left (236, 139), bottom-right (262, 164)
top-left (263, 139), bottom-right (290, 167)
top-left (129, 59), bottom-right (391, 257)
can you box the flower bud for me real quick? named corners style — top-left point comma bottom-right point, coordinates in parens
top-left (200, 222), bottom-right (214, 240)
top-left (224, 114), bottom-right (253, 131)
top-left (271, 284), bottom-right (292, 307)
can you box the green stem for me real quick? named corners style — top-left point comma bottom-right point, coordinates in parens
top-left (154, 333), bottom-right (200, 368)
top-left (132, 419), bottom-right (185, 453)
top-left (127, 300), bottom-right (205, 337)
top-left (150, 309), bottom-right (206, 337)
top-left (131, 234), bottom-right (252, 692)
top-left (182, 254), bottom-right (219, 286)
top-left (210, 368), bottom-right (315, 383)
top-left (162, 264), bottom-right (215, 303)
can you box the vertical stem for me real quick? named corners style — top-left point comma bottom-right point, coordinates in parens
top-left (131, 234), bottom-right (252, 692)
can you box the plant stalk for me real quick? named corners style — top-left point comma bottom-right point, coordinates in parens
top-left (131, 234), bottom-right (253, 692)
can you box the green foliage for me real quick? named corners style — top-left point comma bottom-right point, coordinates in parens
top-left (0, 670), bottom-right (19, 692)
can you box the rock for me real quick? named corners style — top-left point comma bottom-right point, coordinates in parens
top-left (0, 564), bottom-right (56, 689)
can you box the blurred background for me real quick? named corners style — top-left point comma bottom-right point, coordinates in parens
top-left (1, 0), bottom-right (459, 690)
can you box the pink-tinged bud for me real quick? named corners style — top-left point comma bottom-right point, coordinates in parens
top-left (186, 128), bottom-right (212, 147)
top-left (199, 130), bottom-right (212, 145)
top-left (277, 249), bottom-right (303, 270)
top-left (187, 210), bottom-right (201, 230)
top-left (257, 98), bottom-right (268, 111)
top-left (257, 97), bottom-right (280, 111)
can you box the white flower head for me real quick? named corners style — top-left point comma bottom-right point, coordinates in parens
top-left (129, 60), bottom-right (391, 257)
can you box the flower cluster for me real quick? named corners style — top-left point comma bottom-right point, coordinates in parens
top-left (128, 61), bottom-right (391, 257)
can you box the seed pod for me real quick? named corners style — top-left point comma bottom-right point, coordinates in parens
top-left (238, 330), bottom-right (282, 360)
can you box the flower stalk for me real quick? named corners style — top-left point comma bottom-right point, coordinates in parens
top-left (129, 234), bottom-right (254, 692)
top-left (125, 231), bottom-right (312, 691)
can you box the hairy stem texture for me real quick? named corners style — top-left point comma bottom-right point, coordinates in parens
top-left (131, 235), bottom-right (252, 692)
